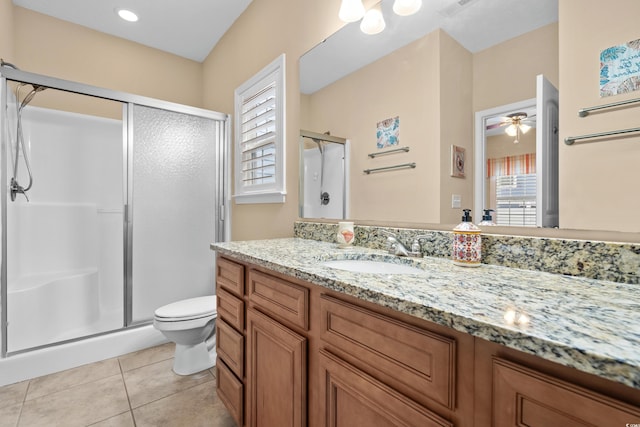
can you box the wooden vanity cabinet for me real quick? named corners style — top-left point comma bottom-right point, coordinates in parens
top-left (215, 254), bottom-right (640, 427)
top-left (317, 293), bottom-right (474, 427)
top-left (319, 349), bottom-right (453, 427)
top-left (474, 337), bottom-right (640, 426)
top-left (215, 257), bottom-right (246, 427)
top-left (245, 269), bottom-right (309, 427)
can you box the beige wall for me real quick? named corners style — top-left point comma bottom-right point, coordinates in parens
top-left (301, 29), bottom-right (472, 225)
top-left (203, 0), bottom-right (350, 240)
top-left (473, 22), bottom-right (559, 113)
top-left (486, 131), bottom-right (536, 159)
top-left (559, 0), bottom-right (640, 233)
top-left (305, 30), bottom-right (442, 224)
top-left (439, 31), bottom-right (473, 224)
top-left (5, 0), bottom-right (640, 239)
top-left (0, 0), bottom-right (13, 62)
top-left (11, 7), bottom-right (203, 112)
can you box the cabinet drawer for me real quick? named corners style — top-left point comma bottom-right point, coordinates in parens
top-left (319, 350), bottom-right (452, 427)
top-left (248, 270), bottom-right (309, 330)
top-left (320, 295), bottom-right (456, 409)
top-left (216, 359), bottom-right (243, 427)
top-left (217, 319), bottom-right (244, 378)
top-left (217, 287), bottom-right (244, 332)
top-left (493, 358), bottom-right (640, 426)
top-left (217, 257), bottom-right (244, 297)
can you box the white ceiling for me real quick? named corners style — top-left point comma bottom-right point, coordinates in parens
top-left (300, 0), bottom-right (558, 94)
top-left (12, 0), bottom-right (557, 81)
top-left (12, 0), bottom-right (253, 62)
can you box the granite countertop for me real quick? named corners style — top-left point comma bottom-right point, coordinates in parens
top-left (211, 237), bottom-right (640, 390)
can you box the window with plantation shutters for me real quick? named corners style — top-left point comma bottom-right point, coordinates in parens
top-left (233, 54), bottom-right (286, 204)
top-left (495, 174), bottom-right (537, 227)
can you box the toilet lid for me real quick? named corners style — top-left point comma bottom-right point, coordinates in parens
top-left (154, 296), bottom-right (217, 320)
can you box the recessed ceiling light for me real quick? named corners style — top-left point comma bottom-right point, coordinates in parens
top-left (116, 9), bottom-right (139, 22)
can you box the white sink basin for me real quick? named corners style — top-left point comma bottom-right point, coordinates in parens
top-left (321, 259), bottom-right (426, 275)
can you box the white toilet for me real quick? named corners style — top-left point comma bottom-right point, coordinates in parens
top-left (153, 295), bottom-right (218, 375)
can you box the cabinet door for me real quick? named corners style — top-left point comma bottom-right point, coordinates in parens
top-left (493, 358), bottom-right (640, 426)
top-left (246, 308), bottom-right (307, 427)
top-left (319, 350), bottom-right (452, 427)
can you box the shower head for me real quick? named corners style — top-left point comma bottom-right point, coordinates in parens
top-left (18, 83), bottom-right (47, 110)
top-left (312, 137), bottom-right (325, 154)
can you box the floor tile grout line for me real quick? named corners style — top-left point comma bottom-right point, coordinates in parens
top-left (127, 371), bottom-right (216, 411)
top-left (15, 379), bottom-right (32, 426)
top-left (117, 357), bottom-right (139, 427)
top-left (23, 358), bottom-right (121, 403)
top-left (118, 357), bottom-right (135, 412)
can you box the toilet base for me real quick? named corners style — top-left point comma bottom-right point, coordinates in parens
top-left (172, 341), bottom-right (217, 375)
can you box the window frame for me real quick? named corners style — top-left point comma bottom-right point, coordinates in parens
top-left (233, 54), bottom-right (286, 204)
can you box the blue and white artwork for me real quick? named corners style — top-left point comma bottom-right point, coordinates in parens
top-left (376, 116), bottom-right (400, 148)
top-left (600, 38), bottom-right (640, 97)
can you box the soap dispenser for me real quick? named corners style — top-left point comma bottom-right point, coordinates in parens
top-left (452, 209), bottom-right (481, 267)
top-left (478, 209), bottom-right (496, 226)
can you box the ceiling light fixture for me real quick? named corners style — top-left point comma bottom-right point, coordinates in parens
top-left (504, 113), bottom-right (531, 144)
top-left (338, 0), bottom-right (366, 23)
top-left (392, 0), bottom-right (422, 16)
top-left (116, 9), bottom-right (139, 22)
top-left (360, 4), bottom-right (386, 35)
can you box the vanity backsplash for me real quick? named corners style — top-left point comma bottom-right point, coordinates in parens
top-left (294, 221), bottom-right (640, 285)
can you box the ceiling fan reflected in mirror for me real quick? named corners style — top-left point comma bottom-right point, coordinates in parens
top-left (487, 112), bottom-right (536, 144)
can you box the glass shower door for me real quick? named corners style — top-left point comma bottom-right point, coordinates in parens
top-left (129, 105), bottom-right (219, 323)
top-left (4, 87), bottom-right (125, 352)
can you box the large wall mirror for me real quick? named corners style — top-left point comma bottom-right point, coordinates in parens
top-left (299, 0), bottom-right (568, 229)
top-left (474, 75), bottom-right (559, 228)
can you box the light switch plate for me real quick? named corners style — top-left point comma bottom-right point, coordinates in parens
top-left (452, 194), bottom-right (461, 208)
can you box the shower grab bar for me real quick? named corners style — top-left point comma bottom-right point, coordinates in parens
top-left (368, 146), bottom-right (410, 158)
top-left (364, 162), bottom-right (416, 174)
top-left (564, 127), bottom-right (640, 145)
top-left (578, 97), bottom-right (640, 117)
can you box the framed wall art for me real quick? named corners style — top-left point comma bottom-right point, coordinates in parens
top-left (451, 145), bottom-right (466, 178)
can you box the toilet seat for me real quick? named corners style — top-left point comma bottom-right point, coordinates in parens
top-left (154, 296), bottom-right (217, 322)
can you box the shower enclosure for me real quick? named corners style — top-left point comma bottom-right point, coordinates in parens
top-left (0, 66), bottom-right (229, 357)
top-left (299, 130), bottom-right (349, 219)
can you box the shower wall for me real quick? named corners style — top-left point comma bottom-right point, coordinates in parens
top-left (5, 106), bottom-right (124, 352)
top-left (302, 143), bottom-right (345, 219)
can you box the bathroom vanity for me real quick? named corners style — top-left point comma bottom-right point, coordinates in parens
top-left (211, 238), bottom-right (640, 427)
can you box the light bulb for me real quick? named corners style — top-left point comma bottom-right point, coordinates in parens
top-left (520, 123), bottom-right (531, 134)
top-left (360, 6), bottom-right (386, 35)
top-left (339, 0), bottom-right (366, 23)
top-left (393, 0), bottom-right (422, 16)
top-left (116, 9), bottom-right (139, 22)
top-left (505, 124), bottom-right (517, 137)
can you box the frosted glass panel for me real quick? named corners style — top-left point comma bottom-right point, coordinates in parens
top-left (131, 105), bottom-right (218, 323)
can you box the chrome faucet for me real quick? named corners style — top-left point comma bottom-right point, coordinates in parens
top-left (382, 231), bottom-right (425, 257)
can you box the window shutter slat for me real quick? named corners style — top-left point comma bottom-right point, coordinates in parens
top-left (495, 174), bottom-right (537, 227)
top-left (233, 54), bottom-right (285, 204)
top-left (239, 84), bottom-right (276, 187)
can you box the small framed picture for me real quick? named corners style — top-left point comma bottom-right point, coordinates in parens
top-left (450, 145), bottom-right (466, 178)
top-left (376, 116), bottom-right (400, 148)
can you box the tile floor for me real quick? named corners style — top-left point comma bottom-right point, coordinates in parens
top-left (0, 343), bottom-right (237, 427)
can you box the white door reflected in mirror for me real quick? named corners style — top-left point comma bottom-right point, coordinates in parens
top-left (474, 75), bottom-right (559, 228)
